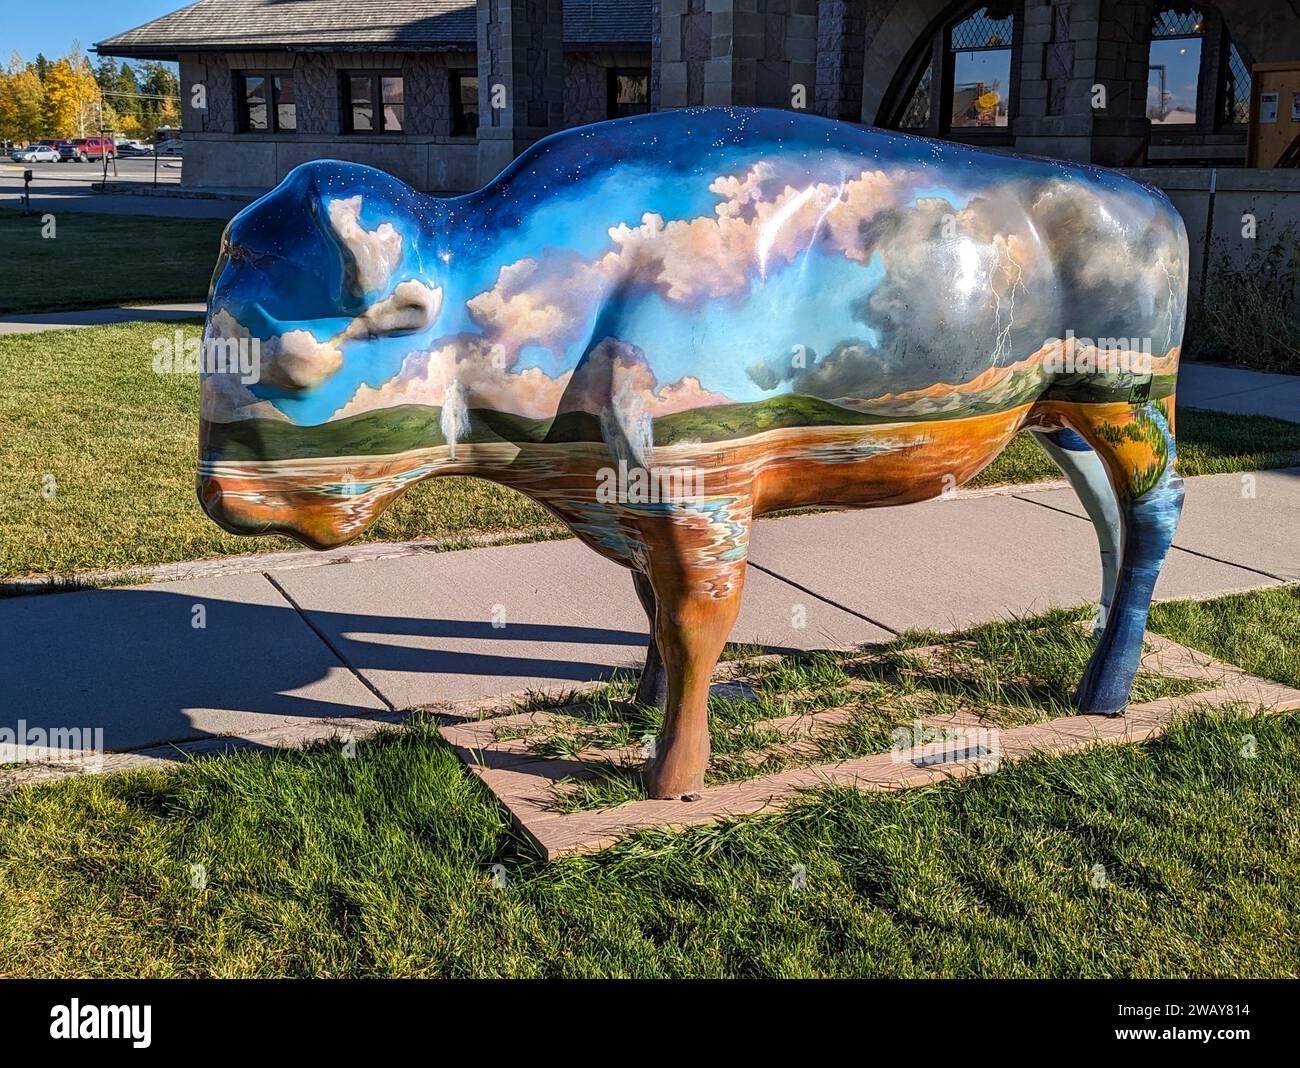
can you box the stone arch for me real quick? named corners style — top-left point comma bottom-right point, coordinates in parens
top-left (860, 0), bottom-right (963, 126)
top-left (1207, 0), bottom-right (1300, 63)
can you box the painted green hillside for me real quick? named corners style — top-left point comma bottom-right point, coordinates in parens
top-left (204, 394), bottom-right (901, 462)
top-left (205, 373), bottom-right (1167, 463)
top-left (206, 404), bottom-right (447, 462)
top-left (204, 403), bottom-right (608, 461)
top-left (1043, 371), bottom-right (1178, 405)
top-left (654, 393), bottom-right (895, 445)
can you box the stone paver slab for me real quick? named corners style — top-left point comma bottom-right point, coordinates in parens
top-left (452, 636), bottom-right (1300, 860)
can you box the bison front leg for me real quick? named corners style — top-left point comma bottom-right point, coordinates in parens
top-left (642, 565), bottom-right (746, 799)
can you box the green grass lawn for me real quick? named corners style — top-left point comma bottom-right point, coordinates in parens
top-left (0, 586), bottom-right (1296, 978)
top-left (0, 209), bottom-right (227, 314)
top-left (3, 321), bottom-right (1299, 583)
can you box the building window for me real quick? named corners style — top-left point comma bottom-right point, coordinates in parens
top-left (450, 70), bottom-right (478, 136)
top-left (898, 61), bottom-right (933, 129)
top-left (884, 2), bottom-right (1018, 141)
top-left (1147, 7), bottom-right (1205, 125)
top-left (1144, 4), bottom-right (1252, 151)
top-left (607, 68), bottom-right (650, 119)
top-left (274, 75), bottom-right (296, 131)
top-left (343, 72), bottom-right (404, 134)
top-left (948, 6), bottom-right (1012, 128)
top-left (237, 71), bottom-right (295, 133)
top-left (1221, 40), bottom-right (1250, 125)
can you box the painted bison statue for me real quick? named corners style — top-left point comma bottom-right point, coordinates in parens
top-left (198, 107), bottom-right (1187, 799)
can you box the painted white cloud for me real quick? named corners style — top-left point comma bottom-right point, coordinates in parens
top-left (464, 163), bottom-right (917, 355)
top-left (327, 195), bottom-right (403, 296)
top-left (203, 276), bottom-right (443, 421)
top-left (343, 279), bottom-right (443, 340)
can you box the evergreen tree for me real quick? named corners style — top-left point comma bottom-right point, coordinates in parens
top-left (137, 61), bottom-right (180, 134)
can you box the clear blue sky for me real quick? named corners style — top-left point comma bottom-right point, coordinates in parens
top-left (4, 0), bottom-right (182, 62)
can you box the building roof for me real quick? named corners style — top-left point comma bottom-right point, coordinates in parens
top-left (95, 0), bottom-right (651, 58)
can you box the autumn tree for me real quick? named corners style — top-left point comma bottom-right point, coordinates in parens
top-left (42, 46), bottom-right (101, 138)
top-left (0, 53), bottom-right (47, 144)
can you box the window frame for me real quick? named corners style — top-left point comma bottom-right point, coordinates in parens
top-left (340, 69), bottom-right (406, 135)
top-left (606, 67), bottom-right (651, 120)
top-left (235, 69), bottom-right (296, 134)
top-left (884, 2), bottom-right (1020, 145)
top-left (1147, 7), bottom-right (1213, 132)
top-left (449, 69), bottom-right (479, 137)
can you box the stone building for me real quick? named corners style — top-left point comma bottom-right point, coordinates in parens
top-left (97, 0), bottom-right (1300, 295)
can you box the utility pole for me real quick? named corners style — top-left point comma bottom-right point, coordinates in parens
top-left (97, 92), bottom-right (118, 191)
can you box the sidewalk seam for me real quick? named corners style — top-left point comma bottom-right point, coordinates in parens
top-left (746, 561), bottom-right (901, 635)
top-left (261, 571), bottom-right (398, 712)
top-left (1010, 494), bottom-right (1290, 583)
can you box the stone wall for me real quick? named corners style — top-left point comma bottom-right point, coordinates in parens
top-left (175, 0), bottom-right (1300, 197)
top-left (657, 0), bottom-right (713, 108)
top-left (815, 0), bottom-right (867, 120)
top-left (565, 51), bottom-right (653, 125)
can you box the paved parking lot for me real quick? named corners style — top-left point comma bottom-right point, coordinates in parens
top-left (0, 157), bottom-right (241, 219)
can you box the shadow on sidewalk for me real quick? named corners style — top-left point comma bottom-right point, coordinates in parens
top-left (0, 583), bottom-right (652, 758)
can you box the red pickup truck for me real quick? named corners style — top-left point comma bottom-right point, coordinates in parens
top-left (68, 136), bottom-right (117, 162)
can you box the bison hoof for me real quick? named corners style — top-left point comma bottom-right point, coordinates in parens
top-left (643, 761), bottom-right (705, 800)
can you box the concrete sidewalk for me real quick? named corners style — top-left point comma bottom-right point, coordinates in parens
top-left (1178, 362), bottom-right (1300, 422)
top-left (0, 303), bottom-right (206, 335)
top-left (2, 468), bottom-right (1294, 763)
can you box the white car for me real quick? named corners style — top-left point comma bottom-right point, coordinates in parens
top-left (13, 145), bottom-right (60, 163)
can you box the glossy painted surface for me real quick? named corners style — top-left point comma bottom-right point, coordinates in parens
top-left (197, 107), bottom-right (1189, 793)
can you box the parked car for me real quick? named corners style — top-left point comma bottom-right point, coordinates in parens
top-left (153, 138), bottom-right (184, 156)
top-left (115, 142), bottom-right (151, 157)
top-left (67, 136), bottom-right (117, 162)
top-left (12, 143), bottom-right (61, 163)
top-left (53, 140), bottom-right (79, 161)
top-left (9, 138), bottom-right (59, 160)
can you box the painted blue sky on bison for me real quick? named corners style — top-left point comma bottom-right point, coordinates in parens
top-left (204, 107), bottom-right (1186, 428)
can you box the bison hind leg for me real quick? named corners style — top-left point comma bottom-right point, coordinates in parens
top-left (1030, 428), bottom-right (1121, 633)
top-left (631, 570), bottom-right (669, 711)
top-left (1035, 408), bottom-right (1184, 716)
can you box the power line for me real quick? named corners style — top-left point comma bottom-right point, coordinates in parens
top-left (98, 90), bottom-right (180, 101)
